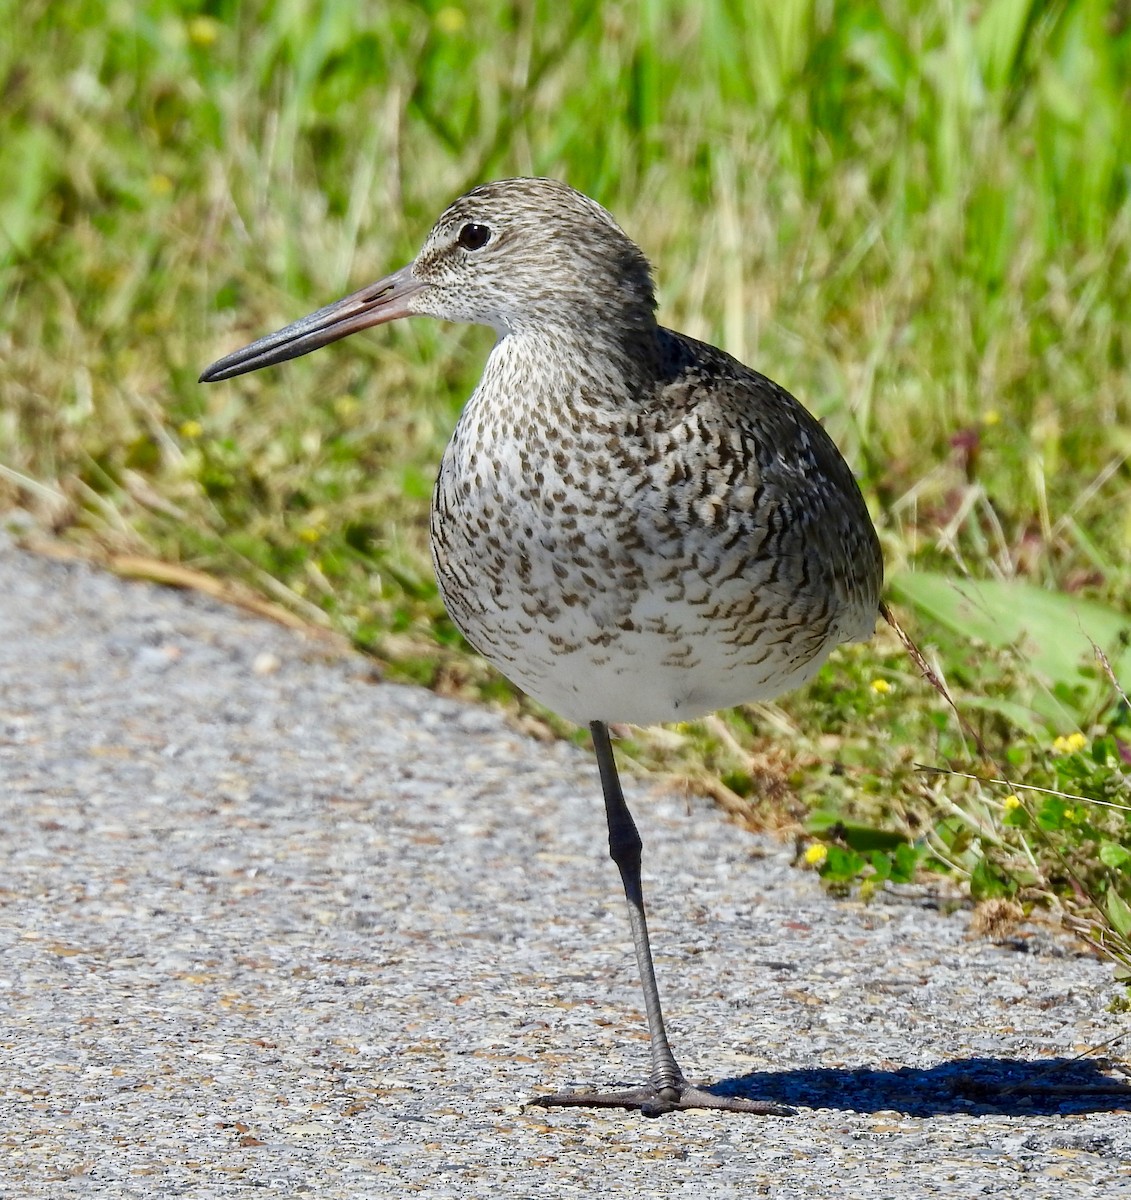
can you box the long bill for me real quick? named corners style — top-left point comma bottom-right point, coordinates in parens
top-left (199, 263), bottom-right (425, 383)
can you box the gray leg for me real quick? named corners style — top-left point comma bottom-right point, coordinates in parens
top-left (531, 721), bottom-right (794, 1118)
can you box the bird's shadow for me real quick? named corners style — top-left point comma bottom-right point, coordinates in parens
top-left (707, 1056), bottom-right (1131, 1117)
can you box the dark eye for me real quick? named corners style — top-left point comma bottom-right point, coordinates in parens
top-left (457, 223), bottom-right (491, 251)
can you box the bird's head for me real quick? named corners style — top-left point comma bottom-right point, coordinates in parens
top-left (199, 178), bottom-right (656, 383)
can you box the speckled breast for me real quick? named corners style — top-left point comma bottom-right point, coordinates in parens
top-left (428, 335), bottom-right (881, 727)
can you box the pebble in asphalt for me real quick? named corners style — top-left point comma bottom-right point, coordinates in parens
top-left (0, 531), bottom-right (1128, 1198)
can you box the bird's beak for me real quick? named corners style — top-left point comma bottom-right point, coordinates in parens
top-left (199, 263), bottom-right (426, 383)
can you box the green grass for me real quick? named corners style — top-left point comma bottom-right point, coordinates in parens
top-left (2, 1), bottom-right (1130, 967)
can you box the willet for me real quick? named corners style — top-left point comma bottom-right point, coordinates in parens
top-left (201, 177), bottom-right (883, 1116)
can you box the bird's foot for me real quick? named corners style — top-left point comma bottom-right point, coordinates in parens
top-left (530, 1079), bottom-right (794, 1118)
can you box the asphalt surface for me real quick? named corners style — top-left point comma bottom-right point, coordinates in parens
top-left (1, 530), bottom-right (1129, 1198)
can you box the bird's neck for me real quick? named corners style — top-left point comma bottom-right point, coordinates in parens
top-left (492, 320), bottom-right (664, 404)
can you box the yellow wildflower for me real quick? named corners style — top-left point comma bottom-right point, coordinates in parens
top-left (179, 419), bottom-right (203, 439)
top-left (1002, 794), bottom-right (1022, 812)
top-left (435, 7), bottom-right (465, 33)
top-left (870, 678), bottom-right (892, 695)
top-left (187, 16), bottom-right (221, 46)
top-left (804, 843), bottom-right (828, 868)
top-left (1052, 732), bottom-right (1087, 755)
top-left (982, 410), bottom-right (1002, 426)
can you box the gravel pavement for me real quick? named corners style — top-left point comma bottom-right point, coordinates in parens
top-left (1, 531), bottom-right (1129, 1198)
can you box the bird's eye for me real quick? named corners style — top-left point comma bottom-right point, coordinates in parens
top-left (457, 223), bottom-right (491, 251)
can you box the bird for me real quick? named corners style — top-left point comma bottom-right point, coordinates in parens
top-left (200, 177), bottom-right (883, 1117)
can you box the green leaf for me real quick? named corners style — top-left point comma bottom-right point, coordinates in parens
top-left (821, 845), bottom-right (866, 882)
top-left (1099, 842), bottom-right (1131, 870)
top-left (1036, 796), bottom-right (1070, 831)
top-left (805, 810), bottom-right (907, 852)
top-left (1105, 890), bottom-right (1131, 939)
top-left (970, 857), bottom-right (1014, 900)
top-left (892, 841), bottom-right (922, 883)
top-left (890, 571), bottom-right (1131, 728)
top-left (869, 850), bottom-right (893, 881)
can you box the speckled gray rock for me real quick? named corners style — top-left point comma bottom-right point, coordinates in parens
top-left (0, 532), bottom-right (1128, 1198)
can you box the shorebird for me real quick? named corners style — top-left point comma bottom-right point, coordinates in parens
top-left (201, 177), bottom-right (883, 1117)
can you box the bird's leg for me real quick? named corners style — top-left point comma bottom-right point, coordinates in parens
top-left (531, 721), bottom-right (793, 1118)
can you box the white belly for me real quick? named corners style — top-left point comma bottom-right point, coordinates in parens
top-left (474, 607), bottom-right (837, 726)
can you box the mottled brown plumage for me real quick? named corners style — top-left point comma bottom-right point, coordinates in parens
top-left (201, 177), bottom-right (882, 1117)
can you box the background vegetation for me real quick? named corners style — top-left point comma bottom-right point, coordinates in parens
top-left (2, 0), bottom-right (1129, 966)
